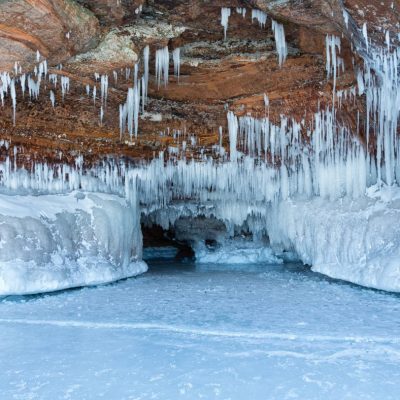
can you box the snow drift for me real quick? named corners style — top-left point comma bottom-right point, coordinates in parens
top-left (0, 191), bottom-right (147, 295)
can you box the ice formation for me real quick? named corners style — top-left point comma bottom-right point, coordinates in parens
top-left (173, 48), bottom-right (181, 79)
top-left (155, 46), bottom-right (170, 88)
top-left (271, 20), bottom-right (287, 67)
top-left (251, 9), bottom-right (267, 28)
top-left (236, 7), bottom-right (246, 18)
top-left (100, 74), bottom-right (108, 105)
top-left (61, 76), bottom-right (70, 100)
top-left (0, 191), bottom-right (146, 295)
top-left (362, 22), bottom-right (369, 51)
top-left (120, 85), bottom-right (140, 139)
top-left (0, 9), bottom-right (399, 295)
top-left (227, 111), bottom-right (238, 162)
top-left (50, 90), bottom-right (55, 108)
top-left (143, 45), bottom-right (150, 104)
top-left (194, 239), bottom-right (282, 265)
top-left (325, 35), bottom-right (344, 93)
top-left (10, 79), bottom-right (16, 126)
top-left (221, 7), bottom-right (231, 40)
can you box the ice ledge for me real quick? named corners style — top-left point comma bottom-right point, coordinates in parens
top-left (269, 186), bottom-right (400, 292)
top-left (0, 191), bottom-right (147, 296)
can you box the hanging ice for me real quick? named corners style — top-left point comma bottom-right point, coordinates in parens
top-left (362, 23), bottom-right (368, 51)
top-left (325, 35), bottom-right (343, 93)
top-left (342, 9), bottom-right (349, 28)
top-left (227, 111), bottom-right (238, 162)
top-left (20, 74), bottom-right (26, 98)
top-left (100, 74), bottom-right (108, 105)
top-left (236, 7), bottom-right (246, 18)
top-left (61, 76), bottom-right (70, 101)
top-left (143, 46), bottom-right (150, 104)
top-left (120, 84), bottom-right (140, 140)
top-left (50, 90), bottom-right (55, 108)
top-left (251, 9), bottom-right (267, 28)
top-left (155, 47), bottom-right (169, 88)
top-left (100, 106), bottom-right (104, 126)
top-left (221, 7), bottom-right (231, 40)
top-left (10, 78), bottom-right (16, 126)
top-left (173, 48), bottom-right (181, 79)
top-left (271, 20), bottom-right (287, 67)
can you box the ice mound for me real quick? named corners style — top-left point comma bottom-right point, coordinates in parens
top-left (0, 192), bottom-right (147, 295)
top-left (194, 239), bottom-right (283, 265)
top-left (268, 186), bottom-right (400, 292)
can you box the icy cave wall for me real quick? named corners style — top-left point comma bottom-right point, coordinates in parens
top-left (0, 0), bottom-right (399, 294)
top-left (0, 190), bottom-right (146, 295)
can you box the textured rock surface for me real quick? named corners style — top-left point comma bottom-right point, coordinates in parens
top-left (0, 0), bottom-right (398, 165)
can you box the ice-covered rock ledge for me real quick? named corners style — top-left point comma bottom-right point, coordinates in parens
top-left (0, 192), bottom-right (147, 295)
top-left (267, 186), bottom-right (400, 292)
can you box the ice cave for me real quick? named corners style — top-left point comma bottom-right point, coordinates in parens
top-left (0, 0), bottom-right (399, 399)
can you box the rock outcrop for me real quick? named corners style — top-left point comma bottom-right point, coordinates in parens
top-left (0, 0), bottom-right (398, 166)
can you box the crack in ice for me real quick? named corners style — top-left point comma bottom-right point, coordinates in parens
top-left (1, 318), bottom-right (399, 345)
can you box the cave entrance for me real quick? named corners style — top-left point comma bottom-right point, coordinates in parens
top-left (141, 223), bottom-right (195, 264)
top-left (141, 213), bottom-right (231, 267)
top-left (140, 213), bottom-right (276, 268)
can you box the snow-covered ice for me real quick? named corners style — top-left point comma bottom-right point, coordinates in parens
top-left (0, 260), bottom-right (399, 399)
top-left (194, 238), bottom-right (283, 265)
top-left (0, 191), bottom-right (146, 295)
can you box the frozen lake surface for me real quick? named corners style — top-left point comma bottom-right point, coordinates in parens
top-left (0, 260), bottom-right (400, 399)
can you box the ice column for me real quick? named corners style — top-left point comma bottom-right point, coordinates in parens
top-left (143, 45), bottom-right (150, 103)
top-left (10, 79), bottom-right (16, 126)
top-left (173, 48), bottom-right (181, 79)
top-left (221, 8), bottom-right (231, 40)
top-left (155, 47), bottom-right (169, 88)
top-left (271, 20), bottom-right (288, 67)
top-left (251, 9), bottom-right (267, 28)
top-left (227, 111), bottom-right (238, 161)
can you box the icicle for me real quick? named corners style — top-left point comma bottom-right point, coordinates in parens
top-left (36, 50), bottom-right (41, 62)
top-left (49, 74), bottom-right (58, 88)
top-left (271, 20), bottom-right (288, 67)
top-left (221, 7), bottom-right (231, 40)
top-left (93, 85), bottom-right (97, 105)
top-left (251, 9), bottom-right (267, 28)
top-left (134, 63), bottom-right (138, 88)
top-left (362, 23), bottom-right (368, 52)
top-left (325, 35), bottom-right (341, 93)
top-left (113, 70), bottom-right (118, 84)
top-left (86, 84), bottom-right (90, 96)
top-left (227, 111), bottom-right (238, 162)
top-left (155, 47), bottom-right (169, 88)
top-left (100, 106), bottom-right (104, 126)
top-left (50, 90), bottom-right (55, 108)
top-left (10, 79), bottom-right (16, 126)
top-left (61, 76), bottom-right (70, 100)
top-left (342, 9), bottom-right (349, 28)
top-left (173, 48), bottom-right (181, 79)
top-left (385, 30), bottom-right (390, 50)
top-left (20, 74), bottom-right (26, 98)
top-left (143, 46), bottom-right (150, 105)
top-left (100, 74), bottom-right (108, 105)
top-left (264, 93), bottom-right (269, 108)
top-left (236, 7), bottom-right (246, 18)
